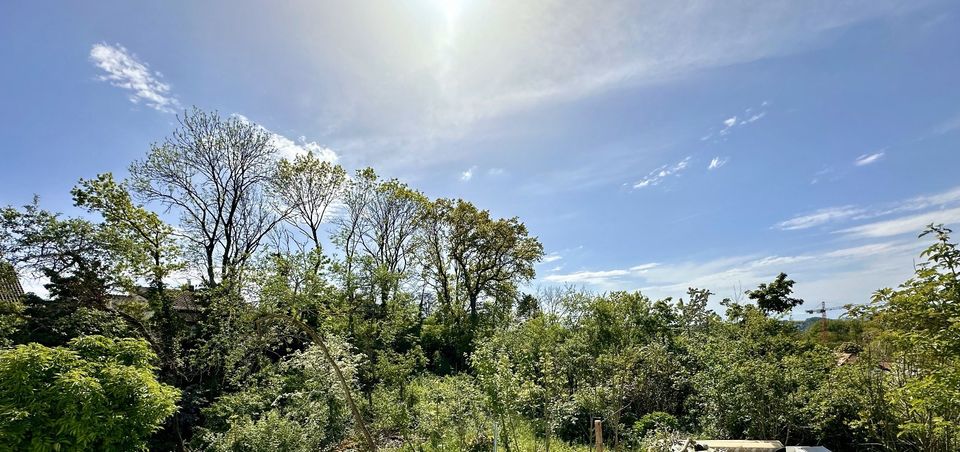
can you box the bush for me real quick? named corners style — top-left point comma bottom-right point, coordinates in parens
top-left (0, 335), bottom-right (179, 451)
top-left (634, 411), bottom-right (680, 437)
top-left (196, 338), bottom-right (361, 452)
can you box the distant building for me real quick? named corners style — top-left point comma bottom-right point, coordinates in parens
top-left (108, 286), bottom-right (202, 322)
top-left (0, 262), bottom-right (24, 303)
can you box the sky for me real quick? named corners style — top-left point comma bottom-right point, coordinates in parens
top-left (2, 0), bottom-right (960, 314)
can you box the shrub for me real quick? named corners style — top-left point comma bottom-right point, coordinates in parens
top-left (0, 335), bottom-right (179, 451)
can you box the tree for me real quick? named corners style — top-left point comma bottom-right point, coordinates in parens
top-left (72, 173), bottom-right (181, 289)
top-left (72, 173), bottom-right (184, 367)
top-left (0, 335), bottom-right (179, 451)
top-left (0, 199), bottom-right (114, 283)
top-left (850, 224), bottom-right (960, 451)
top-left (689, 304), bottom-right (831, 445)
top-left (273, 151), bottom-right (347, 255)
top-left (355, 179), bottom-right (426, 309)
top-left (332, 168), bottom-right (378, 306)
top-left (420, 199), bottom-right (543, 319)
top-left (747, 272), bottom-right (804, 315)
top-left (129, 108), bottom-right (286, 287)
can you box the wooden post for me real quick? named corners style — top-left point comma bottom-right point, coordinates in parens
top-left (594, 419), bottom-right (603, 452)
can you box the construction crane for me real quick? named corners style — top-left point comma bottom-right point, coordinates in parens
top-left (805, 301), bottom-right (847, 342)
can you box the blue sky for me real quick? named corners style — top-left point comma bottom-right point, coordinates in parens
top-left (2, 0), bottom-right (960, 312)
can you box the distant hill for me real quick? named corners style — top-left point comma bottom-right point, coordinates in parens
top-left (794, 316), bottom-right (823, 331)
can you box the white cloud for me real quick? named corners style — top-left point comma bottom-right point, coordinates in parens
top-left (629, 263), bottom-right (659, 272)
top-left (854, 152), bottom-right (885, 166)
top-left (874, 186), bottom-right (960, 216)
top-left (296, 1), bottom-right (923, 169)
top-left (271, 133), bottom-right (339, 162)
top-left (543, 269), bottom-right (630, 285)
top-left (460, 166), bottom-right (477, 181)
top-left (540, 239), bottom-right (924, 308)
top-left (778, 185), bottom-right (960, 233)
top-left (810, 167), bottom-right (834, 185)
top-left (487, 168), bottom-right (506, 176)
top-left (776, 206), bottom-right (864, 230)
top-left (933, 112), bottom-right (960, 135)
top-left (708, 102), bottom-right (770, 140)
top-left (89, 43), bottom-right (180, 113)
top-left (542, 253), bottom-right (563, 263)
top-left (633, 156), bottom-right (691, 189)
top-left (544, 262), bottom-right (657, 285)
top-left (837, 206), bottom-right (960, 238)
top-left (708, 156), bottom-right (728, 170)
top-left (234, 114), bottom-right (339, 162)
top-left (822, 242), bottom-right (902, 259)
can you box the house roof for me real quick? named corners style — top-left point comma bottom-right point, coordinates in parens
top-left (0, 262), bottom-right (24, 303)
top-left (108, 286), bottom-right (200, 312)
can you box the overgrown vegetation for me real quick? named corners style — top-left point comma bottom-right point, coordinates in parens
top-left (1, 109), bottom-right (958, 451)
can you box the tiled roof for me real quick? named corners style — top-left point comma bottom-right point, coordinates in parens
top-left (0, 263), bottom-right (24, 303)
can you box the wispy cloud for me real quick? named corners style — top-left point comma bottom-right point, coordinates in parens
top-left (722, 116), bottom-right (738, 129)
top-left (301, 2), bottom-right (923, 169)
top-left (234, 114), bottom-right (338, 162)
top-left (487, 168), bottom-right (505, 176)
top-left (542, 252), bottom-right (563, 263)
top-left (778, 185), bottom-right (960, 234)
top-left (777, 206), bottom-right (865, 230)
top-left (460, 166), bottom-right (477, 181)
top-left (544, 262), bottom-right (658, 285)
top-left (541, 240), bottom-right (922, 307)
top-left (543, 269), bottom-right (631, 285)
top-left (707, 156), bottom-right (728, 170)
top-left (854, 152), bottom-right (885, 166)
top-left (633, 156), bottom-right (691, 189)
top-left (838, 207), bottom-right (960, 238)
top-left (810, 167), bottom-right (835, 185)
top-left (933, 112), bottom-right (960, 135)
top-left (702, 102), bottom-right (770, 141)
top-left (875, 186), bottom-right (960, 216)
top-left (89, 43), bottom-right (180, 113)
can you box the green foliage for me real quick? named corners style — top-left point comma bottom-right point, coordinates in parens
top-left (689, 303), bottom-right (834, 444)
top-left (746, 272), bottom-right (804, 314)
top-left (0, 336), bottom-right (179, 451)
top-left (845, 224), bottom-right (960, 451)
top-left (196, 339), bottom-right (361, 451)
top-left (634, 412), bottom-right (679, 437)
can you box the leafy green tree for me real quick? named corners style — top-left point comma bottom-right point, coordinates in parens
top-left (568, 291), bottom-right (686, 447)
top-left (689, 302), bottom-right (832, 445)
top-left (0, 335), bottom-right (179, 451)
top-left (72, 173), bottom-right (185, 369)
top-left (848, 224), bottom-right (960, 451)
top-left (0, 200), bottom-right (145, 347)
top-left (746, 272), bottom-right (804, 314)
top-left (273, 151), bottom-right (347, 256)
top-left (72, 173), bottom-right (181, 290)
